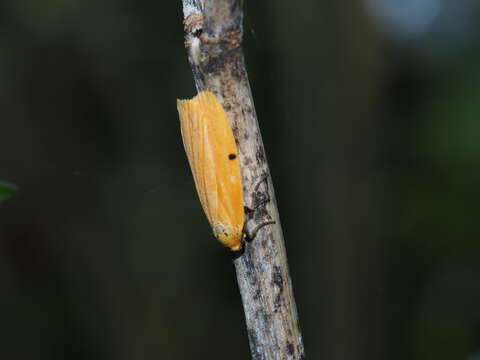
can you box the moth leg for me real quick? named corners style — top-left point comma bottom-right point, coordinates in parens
top-left (243, 173), bottom-right (276, 241)
top-left (244, 173), bottom-right (270, 214)
top-left (244, 220), bottom-right (276, 241)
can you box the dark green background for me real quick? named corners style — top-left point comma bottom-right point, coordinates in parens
top-left (1, 1), bottom-right (479, 359)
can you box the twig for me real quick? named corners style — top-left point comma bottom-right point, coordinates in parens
top-left (180, 1), bottom-right (305, 359)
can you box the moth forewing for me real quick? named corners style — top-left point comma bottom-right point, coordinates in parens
top-left (177, 91), bottom-right (244, 251)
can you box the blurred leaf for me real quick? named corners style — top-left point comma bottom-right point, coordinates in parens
top-left (419, 59), bottom-right (480, 174)
top-left (0, 181), bottom-right (17, 202)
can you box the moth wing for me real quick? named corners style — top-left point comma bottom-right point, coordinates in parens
top-left (203, 95), bottom-right (244, 232)
top-left (177, 91), bottom-right (244, 249)
top-left (177, 95), bottom-right (219, 223)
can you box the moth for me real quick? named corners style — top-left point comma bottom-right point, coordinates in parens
top-left (177, 91), bottom-right (274, 251)
top-left (177, 91), bottom-right (245, 250)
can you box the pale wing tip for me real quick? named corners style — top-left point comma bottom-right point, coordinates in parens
top-left (177, 91), bottom-right (219, 117)
top-left (176, 98), bottom-right (192, 120)
top-left (176, 98), bottom-right (187, 109)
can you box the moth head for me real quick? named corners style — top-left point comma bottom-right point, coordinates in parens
top-left (212, 222), bottom-right (243, 251)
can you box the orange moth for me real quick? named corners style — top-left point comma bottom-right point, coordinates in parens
top-left (177, 91), bottom-right (244, 251)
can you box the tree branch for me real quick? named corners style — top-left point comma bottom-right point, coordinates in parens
top-left (180, 1), bottom-right (305, 359)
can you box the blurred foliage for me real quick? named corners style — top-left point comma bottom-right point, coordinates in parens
top-left (0, 1), bottom-right (479, 360)
top-left (0, 182), bottom-right (17, 202)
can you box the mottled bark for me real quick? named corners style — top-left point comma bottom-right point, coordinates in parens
top-left (180, 1), bottom-right (305, 359)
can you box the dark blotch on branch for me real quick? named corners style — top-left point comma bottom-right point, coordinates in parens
top-left (286, 343), bottom-right (295, 356)
top-left (273, 294), bottom-right (282, 313)
top-left (272, 265), bottom-right (284, 293)
top-left (203, 55), bottom-right (223, 74)
top-left (223, 102), bottom-right (232, 111)
top-left (256, 148), bottom-right (266, 163)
